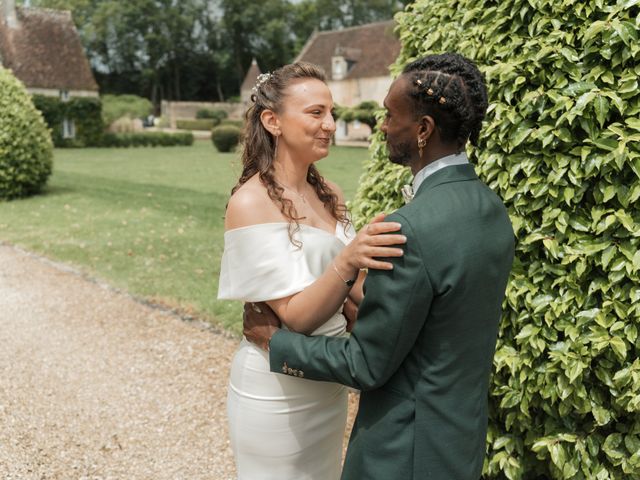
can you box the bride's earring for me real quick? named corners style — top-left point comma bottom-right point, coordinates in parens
top-left (273, 132), bottom-right (280, 161)
top-left (417, 137), bottom-right (427, 160)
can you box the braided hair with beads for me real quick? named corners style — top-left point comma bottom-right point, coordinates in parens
top-left (402, 53), bottom-right (488, 148)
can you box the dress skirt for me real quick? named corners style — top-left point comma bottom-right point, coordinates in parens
top-left (227, 338), bottom-right (348, 480)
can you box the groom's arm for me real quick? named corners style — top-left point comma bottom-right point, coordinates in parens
top-left (268, 212), bottom-right (434, 391)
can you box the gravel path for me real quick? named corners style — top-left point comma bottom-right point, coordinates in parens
top-left (0, 244), bottom-right (358, 479)
top-left (0, 244), bottom-right (239, 479)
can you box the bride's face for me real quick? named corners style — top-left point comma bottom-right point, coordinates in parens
top-left (277, 78), bottom-right (335, 162)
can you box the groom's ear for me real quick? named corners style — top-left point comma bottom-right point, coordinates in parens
top-left (260, 109), bottom-right (281, 136)
top-left (418, 115), bottom-right (435, 142)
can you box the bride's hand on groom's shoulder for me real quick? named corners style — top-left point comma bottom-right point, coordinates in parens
top-left (339, 213), bottom-right (406, 273)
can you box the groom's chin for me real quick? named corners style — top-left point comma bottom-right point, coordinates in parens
top-left (388, 154), bottom-right (411, 166)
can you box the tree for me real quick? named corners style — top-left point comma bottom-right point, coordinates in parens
top-left (352, 0), bottom-right (640, 478)
top-left (338, 101), bottom-right (380, 130)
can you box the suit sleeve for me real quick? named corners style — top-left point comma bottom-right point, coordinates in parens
top-left (268, 212), bottom-right (434, 391)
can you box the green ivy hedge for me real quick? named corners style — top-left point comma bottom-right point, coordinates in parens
top-left (32, 95), bottom-right (104, 147)
top-left (352, 1), bottom-right (640, 478)
top-left (0, 68), bottom-right (53, 200)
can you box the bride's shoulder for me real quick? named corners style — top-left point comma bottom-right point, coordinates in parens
top-left (225, 176), bottom-right (281, 230)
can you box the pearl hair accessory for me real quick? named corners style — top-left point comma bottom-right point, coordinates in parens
top-left (252, 73), bottom-right (272, 93)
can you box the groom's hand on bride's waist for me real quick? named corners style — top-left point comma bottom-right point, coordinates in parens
top-left (243, 302), bottom-right (280, 351)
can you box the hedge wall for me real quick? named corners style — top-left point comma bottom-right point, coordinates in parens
top-left (352, 0), bottom-right (640, 478)
top-left (101, 131), bottom-right (194, 148)
top-left (0, 68), bottom-right (53, 200)
top-left (32, 95), bottom-right (104, 147)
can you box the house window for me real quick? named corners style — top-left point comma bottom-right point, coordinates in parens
top-left (332, 56), bottom-right (347, 81)
top-left (62, 118), bottom-right (76, 139)
top-left (60, 90), bottom-right (70, 102)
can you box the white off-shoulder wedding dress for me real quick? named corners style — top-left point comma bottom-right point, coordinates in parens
top-left (218, 221), bottom-right (355, 480)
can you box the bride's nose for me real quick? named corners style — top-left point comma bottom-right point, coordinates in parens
top-left (321, 113), bottom-right (336, 133)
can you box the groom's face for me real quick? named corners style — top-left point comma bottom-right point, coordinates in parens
top-left (380, 76), bottom-right (418, 166)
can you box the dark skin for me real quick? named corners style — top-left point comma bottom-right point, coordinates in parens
top-left (243, 74), bottom-right (461, 348)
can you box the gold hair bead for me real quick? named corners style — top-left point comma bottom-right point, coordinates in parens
top-left (416, 79), bottom-right (423, 86)
top-left (427, 88), bottom-right (434, 96)
top-left (439, 97), bottom-right (447, 104)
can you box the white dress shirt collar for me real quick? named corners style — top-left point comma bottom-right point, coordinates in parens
top-left (412, 151), bottom-right (469, 194)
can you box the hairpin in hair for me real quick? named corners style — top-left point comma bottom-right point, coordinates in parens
top-left (252, 73), bottom-right (272, 93)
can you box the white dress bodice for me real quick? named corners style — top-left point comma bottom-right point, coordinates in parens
top-left (218, 221), bottom-right (355, 336)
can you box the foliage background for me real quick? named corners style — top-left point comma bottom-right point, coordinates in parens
top-left (18, 0), bottom-right (411, 104)
top-left (351, 0), bottom-right (640, 478)
top-left (0, 69), bottom-right (53, 199)
top-left (101, 94), bottom-right (153, 126)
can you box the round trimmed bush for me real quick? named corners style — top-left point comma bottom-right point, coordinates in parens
top-left (352, 1), bottom-right (640, 479)
top-left (211, 125), bottom-right (241, 153)
top-left (0, 68), bottom-right (53, 200)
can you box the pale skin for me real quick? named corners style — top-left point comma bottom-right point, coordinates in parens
top-left (225, 78), bottom-right (406, 335)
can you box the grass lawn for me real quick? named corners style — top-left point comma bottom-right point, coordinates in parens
top-left (0, 140), bottom-right (368, 334)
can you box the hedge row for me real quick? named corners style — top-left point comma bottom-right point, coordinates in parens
top-left (101, 132), bottom-right (194, 148)
top-left (176, 119), bottom-right (216, 131)
top-left (353, 0), bottom-right (640, 478)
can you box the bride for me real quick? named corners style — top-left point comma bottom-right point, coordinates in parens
top-left (218, 62), bottom-right (406, 479)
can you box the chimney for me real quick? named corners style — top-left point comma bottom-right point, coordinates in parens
top-left (2, 0), bottom-right (18, 28)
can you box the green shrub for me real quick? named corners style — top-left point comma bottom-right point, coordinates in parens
top-left (0, 68), bottom-right (53, 200)
top-left (101, 132), bottom-right (193, 148)
top-left (101, 94), bottom-right (152, 126)
top-left (211, 125), bottom-right (241, 152)
top-left (32, 95), bottom-right (104, 148)
top-left (353, 1), bottom-right (640, 478)
top-left (196, 108), bottom-right (228, 124)
top-left (219, 119), bottom-right (244, 129)
top-left (176, 119), bottom-right (216, 131)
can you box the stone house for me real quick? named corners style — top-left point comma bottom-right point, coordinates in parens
top-left (296, 20), bottom-right (400, 141)
top-left (240, 58), bottom-right (262, 104)
top-left (0, 0), bottom-right (98, 140)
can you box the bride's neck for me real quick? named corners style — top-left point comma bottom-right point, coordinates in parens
top-left (273, 152), bottom-right (310, 191)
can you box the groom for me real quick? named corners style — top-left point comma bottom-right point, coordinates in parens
top-left (244, 53), bottom-right (515, 479)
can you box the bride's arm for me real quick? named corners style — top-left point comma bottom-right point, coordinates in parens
top-left (265, 218), bottom-right (404, 334)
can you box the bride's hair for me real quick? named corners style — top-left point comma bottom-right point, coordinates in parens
top-left (232, 62), bottom-right (349, 245)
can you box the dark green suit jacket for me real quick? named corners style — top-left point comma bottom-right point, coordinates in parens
top-left (269, 164), bottom-right (514, 479)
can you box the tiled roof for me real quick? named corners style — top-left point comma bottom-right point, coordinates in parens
top-left (0, 6), bottom-right (98, 91)
top-left (241, 59), bottom-right (262, 92)
top-left (296, 21), bottom-right (400, 80)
